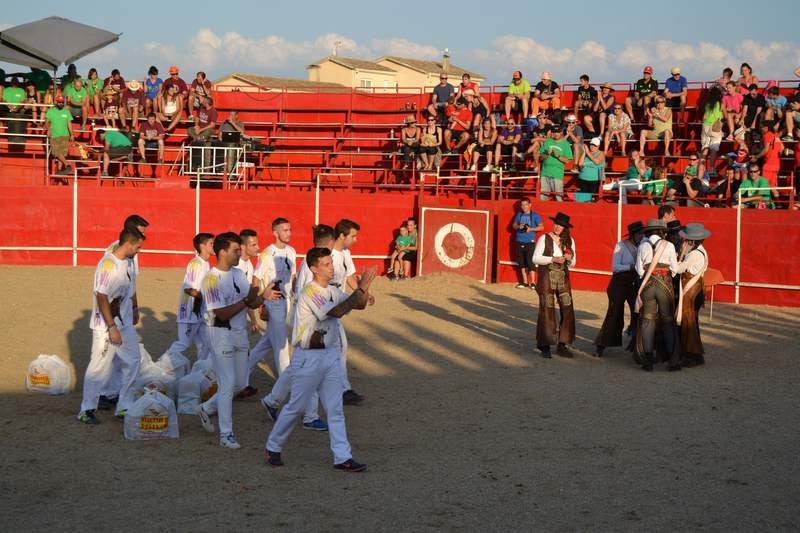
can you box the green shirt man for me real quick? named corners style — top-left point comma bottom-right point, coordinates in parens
top-left (45, 105), bottom-right (73, 139)
top-left (104, 130), bottom-right (132, 148)
top-left (739, 173), bottom-right (773, 208)
top-left (539, 135), bottom-right (573, 180)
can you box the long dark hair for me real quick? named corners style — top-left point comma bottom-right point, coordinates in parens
top-left (559, 227), bottom-right (572, 251)
top-left (702, 87), bottom-right (723, 112)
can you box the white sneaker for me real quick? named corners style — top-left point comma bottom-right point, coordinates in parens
top-left (196, 405), bottom-right (215, 433)
top-left (470, 163), bottom-right (477, 171)
top-left (219, 433), bottom-right (241, 449)
top-left (482, 164), bottom-right (492, 172)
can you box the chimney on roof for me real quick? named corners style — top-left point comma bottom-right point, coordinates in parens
top-left (442, 48), bottom-right (450, 75)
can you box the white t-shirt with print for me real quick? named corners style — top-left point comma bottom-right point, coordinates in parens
top-left (295, 258), bottom-right (313, 298)
top-left (177, 255), bottom-right (210, 324)
top-left (235, 256), bottom-right (254, 284)
top-left (254, 243), bottom-right (296, 298)
top-left (292, 281), bottom-right (348, 350)
top-left (90, 253), bottom-right (136, 330)
top-left (106, 239), bottom-right (140, 275)
top-left (201, 267), bottom-right (249, 330)
top-left (331, 248), bottom-right (355, 289)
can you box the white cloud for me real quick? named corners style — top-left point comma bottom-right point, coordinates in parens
top-left (60, 31), bottom-right (800, 87)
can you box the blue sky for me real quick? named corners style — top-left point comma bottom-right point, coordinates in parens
top-left (2, 0), bottom-right (799, 85)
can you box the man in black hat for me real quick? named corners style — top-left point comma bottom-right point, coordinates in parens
top-left (632, 219), bottom-right (680, 371)
top-left (595, 221), bottom-right (644, 357)
top-left (532, 212), bottom-right (576, 358)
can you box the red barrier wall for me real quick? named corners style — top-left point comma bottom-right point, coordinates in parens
top-left (1, 185), bottom-right (798, 306)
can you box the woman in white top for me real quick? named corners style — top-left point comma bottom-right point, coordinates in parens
top-left (674, 223), bottom-right (711, 367)
top-left (532, 212), bottom-right (576, 358)
top-left (604, 104), bottom-right (633, 154)
top-left (156, 84), bottom-right (183, 132)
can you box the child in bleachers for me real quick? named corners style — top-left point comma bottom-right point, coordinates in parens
top-left (387, 224), bottom-right (412, 280)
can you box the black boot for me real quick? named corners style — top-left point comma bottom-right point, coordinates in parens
top-left (641, 352), bottom-right (654, 372)
top-left (540, 346), bottom-right (552, 359)
top-left (594, 345), bottom-right (605, 358)
top-left (556, 343), bottom-right (573, 358)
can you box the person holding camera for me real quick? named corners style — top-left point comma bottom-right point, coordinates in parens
top-left (512, 197), bottom-right (543, 289)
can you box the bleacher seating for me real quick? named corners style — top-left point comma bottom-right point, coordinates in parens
top-left (1, 80), bottom-right (797, 205)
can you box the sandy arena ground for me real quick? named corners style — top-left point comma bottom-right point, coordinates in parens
top-left (1, 265), bottom-right (799, 531)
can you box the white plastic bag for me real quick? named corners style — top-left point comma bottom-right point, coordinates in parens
top-left (26, 354), bottom-right (72, 395)
top-left (132, 345), bottom-right (180, 401)
top-left (177, 359), bottom-right (217, 414)
top-left (154, 350), bottom-right (190, 381)
top-left (124, 387), bottom-right (180, 440)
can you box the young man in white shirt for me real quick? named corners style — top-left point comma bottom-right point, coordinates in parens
top-left (78, 228), bottom-right (145, 424)
top-left (265, 247), bottom-right (376, 471)
top-left (164, 233), bottom-right (214, 362)
top-left (98, 214), bottom-right (149, 411)
top-left (246, 219), bottom-right (294, 390)
top-left (331, 219), bottom-right (364, 405)
top-left (261, 224), bottom-right (337, 431)
top-left (234, 228), bottom-right (261, 399)
top-left (196, 232), bottom-right (263, 449)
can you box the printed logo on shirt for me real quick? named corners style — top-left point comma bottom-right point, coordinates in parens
top-left (304, 284), bottom-right (328, 309)
top-left (185, 258), bottom-right (202, 283)
top-left (97, 258), bottom-right (116, 289)
top-left (203, 273), bottom-right (222, 305)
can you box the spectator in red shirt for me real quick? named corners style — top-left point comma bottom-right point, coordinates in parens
top-left (755, 120), bottom-right (783, 189)
top-left (161, 65), bottom-right (190, 112)
top-left (459, 73), bottom-right (479, 96)
top-left (102, 69), bottom-right (126, 106)
top-left (137, 112), bottom-right (165, 162)
top-left (443, 97), bottom-right (473, 155)
top-left (119, 80), bottom-right (145, 131)
top-left (188, 96), bottom-right (218, 142)
top-left (189, 71), bottom-right (214, 119)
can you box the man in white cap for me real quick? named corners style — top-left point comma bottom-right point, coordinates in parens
top-left (119, 79), bottom-right (145, 131)
top-left (663, 67), bottom-right (688, 121)
top-left (531, 72), bottom-right (561, 117)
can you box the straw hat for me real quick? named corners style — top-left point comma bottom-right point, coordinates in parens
top-left (679, 223), bottom-right (711, 241)
top-left (404, 115), bottom-right (417, 125)
top-left (127, 80), bottom-right (141, 91)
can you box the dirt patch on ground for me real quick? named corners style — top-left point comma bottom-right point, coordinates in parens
top-left (1, 266), bottom-right (799, 531)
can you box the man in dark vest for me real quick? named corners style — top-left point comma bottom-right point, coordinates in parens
top-left (532, 212), bottom-right (576, 358)
top-left (595, 221), bottom-right (644, 357)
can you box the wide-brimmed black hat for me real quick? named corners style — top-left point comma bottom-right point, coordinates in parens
top-left (626, 220), bottom-right (645, 236)
top-left (550, 212), bottom-right (572, 228)
top-left (666, 219), bottom-right (684, 233)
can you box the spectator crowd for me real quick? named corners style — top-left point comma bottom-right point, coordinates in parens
top-left (1, 61), bottom-right (799, 207)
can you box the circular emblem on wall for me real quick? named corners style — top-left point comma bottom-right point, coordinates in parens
top-left (434, 223), bottom-right (475, 269)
